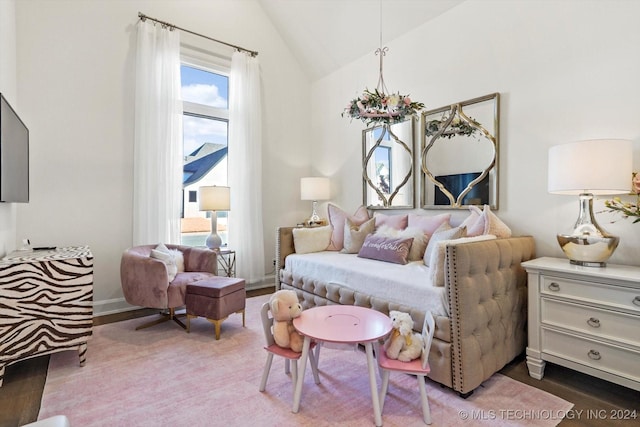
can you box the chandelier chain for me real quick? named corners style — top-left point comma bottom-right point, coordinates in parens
top-left (341, 0), bottom-right (424, 126)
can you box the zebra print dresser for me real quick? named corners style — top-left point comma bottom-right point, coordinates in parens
top-left (0, 246), bottom-right (93, 387)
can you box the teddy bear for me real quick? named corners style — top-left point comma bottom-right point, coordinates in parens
top-left (384, 310), bottom-right (424, 362)
top-left (269, 289), bottom-right (304, 352)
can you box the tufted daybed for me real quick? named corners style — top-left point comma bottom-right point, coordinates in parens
top-left (275, 226), bottom-right (535, 396)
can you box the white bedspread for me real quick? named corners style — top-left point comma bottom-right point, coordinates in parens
top-left (284, 251), bottom-right (448, 317)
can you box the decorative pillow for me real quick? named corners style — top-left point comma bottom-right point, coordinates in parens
top-left (150, 244), bottom-right (178, 282)
top-left (460, 206), bottom-right (484, 236)
top-left (423, 225), bottom-right (466, 267)
top-left (429, 235), bottom-right (498, 286)
top-left (327, 203), bottom-right (370, 251)
top-left (292, 225), bottom-right (332, 254)
top-left (169, 249), bottom-right (185, 272)
top-left (374, 213), bottom-right (408, 230)
top-left (407, 213), bottom-right (451, 236)
top-left (358, 235), bottom-right (414, 265)
top-left (341, 217), bottom-right (375, 254)
top-left (462, 205), bottom-right (512, 238)
top-left (374, 224), bottom-right (398, 237)
top-left (402, 228), bottom-right (428, 261)
top-left (480, 205), bottom-right (512, 238)
top-left (375, 225), bottom-right (427, 261)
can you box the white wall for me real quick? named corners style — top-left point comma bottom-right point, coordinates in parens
top-left (14, 0), bottom-right (311, 315)
top-left (0, 0), bottom-right (18, 256)
top-left (311, 0), bottom-right (640, 266)
top-left (12, 0), bottom-right (640, 316)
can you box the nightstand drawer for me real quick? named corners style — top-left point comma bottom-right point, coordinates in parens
top-left (541, 299), bottom-right (640, 347)
top-left (542, 328), bottom-right (640, 383)
top-left (541, 276), bottom-right (640, 314)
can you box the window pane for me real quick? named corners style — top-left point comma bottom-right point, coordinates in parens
top-left (181, 56), bottom-right (229, 250)
top-left (180, 65), bottom-right (228, 109)
top-left (181, 114), bottom-right (228, 247)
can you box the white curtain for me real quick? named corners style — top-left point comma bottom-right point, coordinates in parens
top-left (133, 20), bottom-right (183, 246)
top-left (228, 51), bottom-right (265, 284)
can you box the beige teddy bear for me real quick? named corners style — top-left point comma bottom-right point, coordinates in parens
top-left (384, 310), bottom-right (424, 362)
top-left (269, 290), bottom-right (304, 352)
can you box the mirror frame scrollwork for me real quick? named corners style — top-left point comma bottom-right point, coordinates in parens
top-left (420, 93), bottom-right (500, 209)
top-left (362, 118), bottom-right (415, 210)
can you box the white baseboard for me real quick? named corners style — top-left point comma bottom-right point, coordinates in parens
top-left (93, 297), bottom-right (138, 317)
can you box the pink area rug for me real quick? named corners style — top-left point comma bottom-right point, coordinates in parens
top-left (39, 294), bottom-right (572, 426)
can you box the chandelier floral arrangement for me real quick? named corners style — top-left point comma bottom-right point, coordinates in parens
top-left (342, 2), bottom-right (424, 128)
top-left (343, 81), bottom-right (424, 127)
top-left (604, 172), bottom-right (640, 223)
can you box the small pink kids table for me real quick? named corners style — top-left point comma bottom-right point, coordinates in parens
top-left (292, 305), bottom-right (392, 426)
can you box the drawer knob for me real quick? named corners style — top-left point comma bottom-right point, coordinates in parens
top-left (548, 282), bottom-right (560, 292)
top-left (633, 296), bottom-right (640, 307)
top-left (587, 317), bottom-right (601, 328)
top-left (587, 350), bottom-right (601, 360)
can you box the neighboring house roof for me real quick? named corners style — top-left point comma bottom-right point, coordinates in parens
top-left (183, 143), bottom-right (227, 186)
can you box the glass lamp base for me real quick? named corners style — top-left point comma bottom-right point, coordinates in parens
top-left (557, 234), bottom-right (619, 267)
top-left (557, 193), bottom-right (620, 267)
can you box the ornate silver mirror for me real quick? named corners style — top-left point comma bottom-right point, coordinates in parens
top-left (363, 119), bottom-right (414, 209)
top-left (420, 93), bottom-right (499, 209)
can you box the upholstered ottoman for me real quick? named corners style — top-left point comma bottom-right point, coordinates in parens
top-left (185, 277), bottom-right (246, 339)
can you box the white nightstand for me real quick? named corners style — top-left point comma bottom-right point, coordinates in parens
top-left (522, 257), bottom-right (640, 391)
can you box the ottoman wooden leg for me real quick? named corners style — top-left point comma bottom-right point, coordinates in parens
top-left (208, 317), bottom-right (228, 340)
top-left (186, 314), bottom-right (197, 333)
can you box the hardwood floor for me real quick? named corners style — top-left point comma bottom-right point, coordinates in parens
top-left (1, 288), bottom-right (638, 427)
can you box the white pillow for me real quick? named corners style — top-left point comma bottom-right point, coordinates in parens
top-left (169, 249), bottom-right (185, 272)
top-left (292, 225), bottom-right (332, 254)
top-left (423, 224), bottom-right (466, 267)
top-left (150, 246), bottom-right (178, 282)
top-left (429, 235), bottom-right (497, 286)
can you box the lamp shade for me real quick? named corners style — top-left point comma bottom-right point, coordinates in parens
top-left (548, 139), bottom-right (632, 195)
top-left (300, 177), bottom-right (330, 201)
top-left (199, 186), bottom-right (230, 211)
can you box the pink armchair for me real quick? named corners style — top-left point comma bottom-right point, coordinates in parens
top-left (120, 244), bottom-right (218, 330)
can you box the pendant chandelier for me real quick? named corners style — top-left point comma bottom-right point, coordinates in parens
top-left (342, 1), bottom-right (424, 127)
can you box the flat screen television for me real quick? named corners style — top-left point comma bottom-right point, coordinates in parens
top-left (434, 172), bottom-right (489, 206)
top-left (0, 93), bottom-right (29, 203)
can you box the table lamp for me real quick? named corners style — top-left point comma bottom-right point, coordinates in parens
top-left (199, 185), bottom-right (230, 250)
top-left (548, 139), bottom-right (632, 267)
top-left (300, 177), bottom-right (330, 225)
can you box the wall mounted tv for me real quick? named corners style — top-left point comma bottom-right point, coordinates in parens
top-left (0, 93), bottom-right (29, 203)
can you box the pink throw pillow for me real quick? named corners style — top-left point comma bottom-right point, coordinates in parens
top-left (460, 205), bottom-right (512, 238)
top-left (374, 213), bottom-right (408, 230)
top-left (327, 203), bottom-right (370, 251)
top-left (358, 235), bottom-right (413, 265)
top-left (407, 213), bottom-right (451, 235)
top-left (460, 206), bottom-right (484, 237)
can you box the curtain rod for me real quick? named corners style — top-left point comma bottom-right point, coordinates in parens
top-left (138, 12), bottom-right (258, 57)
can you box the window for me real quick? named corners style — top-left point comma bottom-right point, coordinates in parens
top-left (180, 62), bottom-right (230, 247)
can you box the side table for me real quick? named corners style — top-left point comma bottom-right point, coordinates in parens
top-left (215, 248), bottom-right (236, 277)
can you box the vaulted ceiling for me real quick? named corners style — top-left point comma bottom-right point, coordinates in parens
top-left (258, 0), bottom-right (466, 81)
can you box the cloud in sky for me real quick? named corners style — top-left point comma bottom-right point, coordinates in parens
top-left (182, 83), bottom-right (227, 108)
